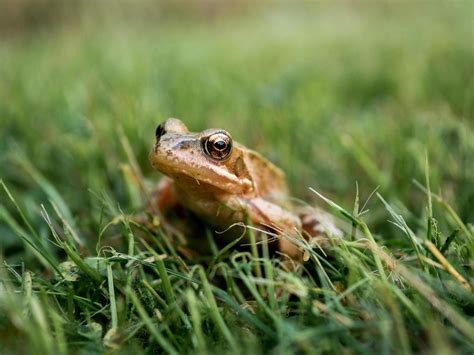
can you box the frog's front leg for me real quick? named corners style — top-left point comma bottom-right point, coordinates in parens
top-left (298, 206), bottom-right (343, 249)
top-left (152, 176), bottom-right (178, 213)
top-left (151, 177), bottom-right (209, 257)
top-left (244, 198), bottom-right (303, 261)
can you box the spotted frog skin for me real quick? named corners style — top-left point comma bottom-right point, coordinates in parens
top-left (150, 118), bottom-right (337, 261)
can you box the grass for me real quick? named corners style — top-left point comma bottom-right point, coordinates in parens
top-left (1, 2), bottom-right (473, 354)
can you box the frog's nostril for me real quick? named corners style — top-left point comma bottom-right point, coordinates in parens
top-left (155, 123), bottom-right (166, 141)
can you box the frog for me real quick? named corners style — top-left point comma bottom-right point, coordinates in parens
top-left (149, 118), bottom-right (340, 262)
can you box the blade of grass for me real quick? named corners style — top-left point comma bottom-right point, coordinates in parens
top-left (51, 201), bottom-right (84, 247)
top-left (351, 182), bottom-right (360, 241)
top-left (14, 158), bottom-right (79, 237)
top-left (377, 193), bottom-right (426, 271)
top-left (424, 240), bottom-right (472, 292)
top-left (211, 287), bottom-right (276, 337)
top-left (198, 266), bottom-right (238, 352)
top-left (413, 180), bottom-right (472, 242)
top-left (440, 229), bottom-right (459, 254)
top-left (310, 187), bottom-right (387, 279)
top-left (1, 181), bottom-right (60, 271)
top-left (139, 238), bottom-right (175, 306)
top-left (49, 308), bottom-right (68, 355)
top-left (424, 152), bottom-right (434, 243)
top-left (371, 242), bottom-right (474, 342)
top-left (185, 289), bottom-right (207, 355)
top-left (41, 205), bottom-right (102, 283)
top-left (208, 224), bottom-right (246, 271)
top-left (127, 288), bottom-right (178, 354)
top-left (261, 234), bottom-right (277, 312)
top-left (106, 262), bottom-right (118, 329)
top-left (0, 204), bottom-right (61, 275)
top-left (375, 282), bottom-right (411, 355)
top-left (30, 294), bottom-right (54, 354)
top-left (246, 218), bottom-right (265, 296)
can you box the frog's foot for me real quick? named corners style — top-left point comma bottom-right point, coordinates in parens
top-left (244, 197), bottom-right (303, 262)
top-left (298, 207), bottom-right (343, 247)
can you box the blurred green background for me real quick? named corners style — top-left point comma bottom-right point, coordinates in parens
top-left (1, 1), bottom-right (473, 253)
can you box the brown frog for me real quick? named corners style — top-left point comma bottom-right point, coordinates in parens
top-left (149, 118), bottom-right (339, 261)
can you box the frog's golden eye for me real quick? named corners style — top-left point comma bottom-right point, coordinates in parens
top-left (203, 132), bottom-right (233, 161)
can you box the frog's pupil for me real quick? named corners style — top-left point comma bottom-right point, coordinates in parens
top-left (203, 132), bottom-right (232, 161)
top-left (214, 140), bottom-right (226, 150)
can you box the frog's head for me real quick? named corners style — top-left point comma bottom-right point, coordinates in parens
top-left (150, 118), bottom-right (253, 194)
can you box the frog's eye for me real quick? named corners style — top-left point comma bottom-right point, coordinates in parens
top-left (203, 132), bottom-right (233, 161)
top-left (155, 123), bottom-right (166, 140)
